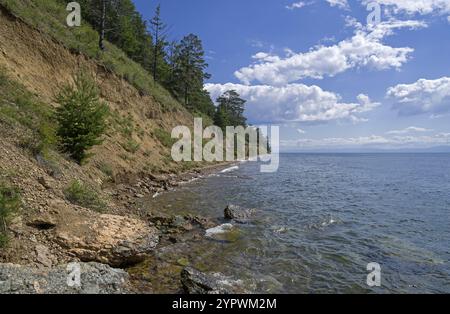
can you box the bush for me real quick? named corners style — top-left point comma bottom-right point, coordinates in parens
top-left (64, 180), bottom-right (106, 212)
top-left (0, 183), bottom-right (21, 247)
top-left (55, 72), bottom-right (109, 164)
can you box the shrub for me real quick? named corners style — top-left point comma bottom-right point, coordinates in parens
top-left (55, 72), bottom-right (109, 164)
top-left (64, 180), bottom-right (106, 212)
top-left (0, 183), bottom-right (21, 247)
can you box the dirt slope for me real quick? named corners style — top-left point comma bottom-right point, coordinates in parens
top-left (0, 4), bottom-right (195, 181)
top-left (0, 4), bottom-right (204, 267)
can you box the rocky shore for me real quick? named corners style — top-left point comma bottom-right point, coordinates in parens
top-left (0, 162), bottom-right (254, 294)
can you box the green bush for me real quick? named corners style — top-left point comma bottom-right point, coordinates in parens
top-left (64, 180), bottom-right (106, 212)
top-left (0, 183), bottom-right (21, 247)
top-left (55, 72), bottom-right (109, 164)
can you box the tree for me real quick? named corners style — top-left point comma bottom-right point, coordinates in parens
top-left (55, 72), bottom-right (109, 164)
top-left (150, 4), bottom-right (168, 82)
top-left (170, 34), bottom-right (210, 110)
top-left (214, 90), bottom-right (247, 128)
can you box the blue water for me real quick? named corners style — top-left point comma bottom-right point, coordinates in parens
top-left (147, 154), bottom-right (450, 293)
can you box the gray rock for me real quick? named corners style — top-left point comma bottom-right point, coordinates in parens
top-left (224, 205), bottom-right (256, 222)
top-left (181, 267), bottom-right (247, 294)
top-left (0, 263), bottom-right (131, 294)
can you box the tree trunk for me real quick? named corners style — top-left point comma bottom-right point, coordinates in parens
top-left (153, 31), bottom-right (158, 82)
top-left (99, 0), bottom-right (106, 51)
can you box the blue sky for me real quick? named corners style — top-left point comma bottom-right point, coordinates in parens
top-left (133, 0), bottom-right (450, 152)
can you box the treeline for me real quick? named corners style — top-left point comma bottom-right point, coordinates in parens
top-left (75, 0), bottom-right (223, 119)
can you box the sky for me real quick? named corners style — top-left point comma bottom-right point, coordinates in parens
top-left (133, 0), bottom-right (450, 152)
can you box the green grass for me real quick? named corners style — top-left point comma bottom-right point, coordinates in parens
top-left (64, 180), bottom-right (106, 212)
top-left (153, 128), bottom-right (175, 148)
top-left (0, 0), bottom-right (182, 111)
top-left (0, 182), bottom-right (21, 247)
top-left (97, 162), bottom-right (113, 178)
top-left (122, 139), bottom-right (140, 154)
top-left (0, 67), bottom-right (57, 156)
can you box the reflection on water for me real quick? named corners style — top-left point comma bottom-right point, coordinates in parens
top-left (142, 154), bottom-right (450, 293)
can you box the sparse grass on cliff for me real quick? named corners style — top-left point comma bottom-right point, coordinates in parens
top-left (153, 128), bottom-right (175, 148)
top-left (0, 67), bottom-right (57, 157)
top-left (0, 0), bottom-right (182, 111)
top-left (64, 180), bottom-right (106, 212)
top-left (0, 182), bottom-right (21, 247)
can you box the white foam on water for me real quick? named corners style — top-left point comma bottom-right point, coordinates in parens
top-left (205, 223), bottom-right (234, 237)
top-left (152, 192), bottom-right (160, 198)
top-left (220, 166), bottom-right (239, 173)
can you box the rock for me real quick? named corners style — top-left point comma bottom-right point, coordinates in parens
top-left (37, 176), bottom-right (51, 190)
top-left (224, 205), bottom-right (256, 222)
top-left (135, 193), bottom-right (144, 198)
top-left (0, 263), bottom-right (130, 294)
top-left (55, 214), bottom-right (159, 267)
top-left (26, 215), bottom-right (57, 230)
top-left (181, 267), bottom-right (246, 294)
top-left (35, 245), bottom-right (53, 268)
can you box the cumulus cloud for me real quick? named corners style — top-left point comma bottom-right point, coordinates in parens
top-left (205, 83), bottom-right (379, 124)
top-left (327, 0), bottom-right (349, 10)
top-left (361, 0), bottom-right (450, 16)
top-left (387, 77), bottom-right (450, 115)
top-left (234, 20), bottom-right (426, 85)
top-left (386, 126), bottom-right (433, 134)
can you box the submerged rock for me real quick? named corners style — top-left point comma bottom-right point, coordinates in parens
top-left (181, 267), bottom-right (247, 294)
top-left (0, 262), bottom-right (130, 294)
top-left (224, 205), bottom-right (256, 222)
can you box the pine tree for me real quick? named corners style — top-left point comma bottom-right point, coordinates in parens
top-left (55, 72), bottom-right (109, 164)
top-left (215, 90), bottom-right (247, 128)
top-left (150, 4), bottom-right (168, 83)
top-left (170, 34), bottom-right (210, 110)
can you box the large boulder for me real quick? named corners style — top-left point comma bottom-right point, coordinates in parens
top-left (55, 213), bottom-right (159, 267)
top-left (0, 262), bottom-right (130, 294)
top-left (181, 267), bottom-right (246, 294)
top-left (224, 205), bottom-right (256, 223)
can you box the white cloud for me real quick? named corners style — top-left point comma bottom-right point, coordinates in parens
top-left (281, 132), bottom-right (450, 149)
top-left (386, 126), bottom-right (433, 135)
top-left (361, 0), bottom-right (450, 16)
top-left (387, 77), bottom-right (450, 115)
top-left (205, 83), bottom-right (379, 123)
top-left (327, 0), bottom-right (349, 10)
top-left (297, 128), bottom-right (307, 134)
top-left (286, 1), bottom-right (308, 10)
top-left (447, 15), bottom-right (450, 23)
top-left (234, 20), bottom-right (426, 85)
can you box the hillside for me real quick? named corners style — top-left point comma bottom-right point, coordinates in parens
top-left (0, 0), bottom-right (219, 274)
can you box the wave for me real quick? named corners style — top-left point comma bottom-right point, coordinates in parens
top-left (205, 223), bottom-right (234, 237)
top-left (220, 166), bottom-right (239, 173)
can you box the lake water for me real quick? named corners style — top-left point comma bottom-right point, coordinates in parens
top-left (145, 154), bottom-right (450, 293)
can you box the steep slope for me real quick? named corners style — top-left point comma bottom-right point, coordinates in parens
top-left (0, 3), bottom-right (199, 180)
top-left (0, 2), bottom-right (210, 267)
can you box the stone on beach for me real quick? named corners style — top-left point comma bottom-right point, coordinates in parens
top-left (224, 204), bottom-right (256, 222)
